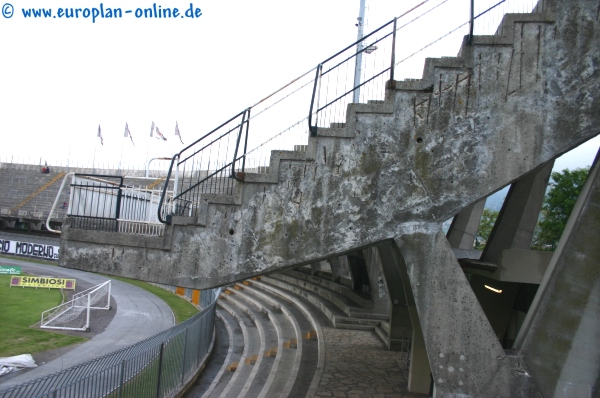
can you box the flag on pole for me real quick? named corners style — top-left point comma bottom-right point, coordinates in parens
top-left (150, 121), bottom-right (155, 137)
top-left (97, 125), bottom-right (103, 145)
top-left (174, 121), bottom-right (184, 144)
top-left (124, 123), bottom-right (135, 146)
top-left (155, 126), bottom-right (167, 141)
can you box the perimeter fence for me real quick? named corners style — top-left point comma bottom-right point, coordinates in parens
top-left (0, 288), bottom-right (220, 398)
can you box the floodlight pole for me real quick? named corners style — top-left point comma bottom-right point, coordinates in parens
top-left (353, 0), bottom-right (367, 103)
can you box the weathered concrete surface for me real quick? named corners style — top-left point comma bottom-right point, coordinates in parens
top-left (446, 198), bottom-right (486, 250)
top-left (515, 151), bottom-right (600, 398)
top-left (481, 161), bottom-right (553, 262)
top-left (61, 0), bottom-right (599, 293)
top-left (468, 248), bottom-right (553, 283)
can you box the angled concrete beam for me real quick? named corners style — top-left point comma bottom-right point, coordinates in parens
top-left (515, 149), bottom-right (600, 398)
top-left (376, 241), bottom-right (430, 393)
top-left (447, 198), bottom-right (486, 250)
top-left (330, 255), bottom-right (352, 284)
top-left (481, 161), bottom-right (553, 263)
top-left (467, 248), bottom-right (553, 283)
top-left (395, 226), bottom-right (538, 397)
top-left (363, 247), bottom-right (391, 315)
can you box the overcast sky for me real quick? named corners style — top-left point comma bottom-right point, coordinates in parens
top-left (0, 0), bottom-right (597, 171)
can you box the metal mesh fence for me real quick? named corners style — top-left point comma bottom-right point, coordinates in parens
top-left (1, 288), bottom-right (220, 398)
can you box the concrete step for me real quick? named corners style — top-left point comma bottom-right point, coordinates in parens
top-left (233, 283), bottom-right (301, 397)
top-left (217, 298), bottom-right (263, 398)
top-left (284, 268), bottom-right (374, 309)
top-left (249, 280), bottom-right (324, 398)
top-left (221, 291), bottom-right (278, 398)
top-left (188, 311), bottom-right (231, 398)
top-left (270, 272), bottom-right (373, 318)
top-left (198, 306), bottom-right (243, 398)
top-left (262, 275), bottom-right (346, 326)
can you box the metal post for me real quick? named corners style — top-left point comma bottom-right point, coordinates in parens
top-left (308, 64), bottom-right (323, 137)
top-left (241, 108), bottom-right (251, 173)
top-left (390, 17), bottom-right (397, 82)
top-left (468, 0), bottom-right (474, 45)
top-left (156, 343), bottom-right (165, 398)
top-left (353, 0), bottom-right (367, 103)
top-left (118, 360), bottom-right (126, 398)
top-left (181, 328), bottom-right (189, 385)
top-left (85, 293), bottom-right (91, 332)
top-left (107, 280), bottom-right (112, 309)
top-left (172, 162), bottom-right (179, 215)
top-left (231, 108), bottom-right (249, 179)
top-left (115, 184), bottom-right (123, 233)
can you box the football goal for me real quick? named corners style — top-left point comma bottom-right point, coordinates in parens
top-left (41, 280), bottom-right (111, 332)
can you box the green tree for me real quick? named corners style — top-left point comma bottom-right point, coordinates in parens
top-left (532, 167), bottom-right (590, 251)
top-left (475, 208), bottom-right (499, 249)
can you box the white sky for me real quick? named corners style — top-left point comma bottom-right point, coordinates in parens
top-left (0, 0), bottom-right (597, 171)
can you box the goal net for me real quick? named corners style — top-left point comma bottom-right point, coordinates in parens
top-left (41, 280), bottom-right (111, 332)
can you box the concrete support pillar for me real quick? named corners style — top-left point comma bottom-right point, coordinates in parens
top-left (347, 252), bottom-right (370, 294)
top-left (515, 150), bottom-right (600, 398)
top-left (481, 161), bottom-right (553, 262)
top-left (330, 255), bottom-right (352, 284)
top-left (446, 198), bottom-right (486, 249)
top-left (310, 262), bottom-right (323, 275)
top-left (363, 247), bottom-right (391, 315)
top-left (376, 242), bottom-right (429, 392)
top-left (395, 226), bottom-right (538, 396)
top-left (408, 306), bottom-right (431, 394)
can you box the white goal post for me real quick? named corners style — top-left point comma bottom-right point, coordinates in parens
top-left (41, 280), bottom-right (111, 332)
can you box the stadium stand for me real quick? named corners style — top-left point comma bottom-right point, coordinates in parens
top-left (0, 162), bottom-right (174, 232)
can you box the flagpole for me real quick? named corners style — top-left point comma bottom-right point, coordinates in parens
top-left (118, 146), bottom-right (123, 174)
top-left (93, 147), bottom-right (97, 174)
top-left (67, 145), bottom-right (71, 169)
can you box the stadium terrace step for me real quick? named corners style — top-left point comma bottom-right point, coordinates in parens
top-left (215, 299), bottom-right (263, 398)
top-left (248, 279), bottom-right (324, 398)
top-left (195, 307), bottom-right (244, 398)
top-left (281, 268), bottom-right (376, 310)
top-left (188, 312), bottom-right (231, 397)
top-left (233, 282), bottom-right (303, 397)
top-left (269, 272), bottom-right (389, 322)
top-left (219, 291), bottom-right (277, 397)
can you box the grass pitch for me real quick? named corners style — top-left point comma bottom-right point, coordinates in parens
top-left (0, 274), bottom-right (87, 358)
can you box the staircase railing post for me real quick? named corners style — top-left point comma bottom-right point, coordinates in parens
top-left (231, 108), bottom-right (250, 179)
top-left (308, 64), bottom-right (323, 137)
top-left (115, 181), bottom-right (123, 233)
top-left (173, 161), bottom-right (180, 216)
top-left (157, 155), bottom-right (178, 224)
top-left (241, 108), bottom-right (251, 174)
top-left (390, 17), bottom-right (397, 83)
top-left (468, 0), bottom-right (474, 45)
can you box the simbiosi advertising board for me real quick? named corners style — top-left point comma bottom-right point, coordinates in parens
top-left (0, 266), bottom-right (22, 275)
top-left (0, 239), bottom-right (59, 260)
top-left (10, 276), bottom-right (76, 290)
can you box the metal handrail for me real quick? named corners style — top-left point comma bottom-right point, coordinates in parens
top-left (231, 108), bottom-right (251, 179)
top-left (158, 155), bottom-right (179, 223)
